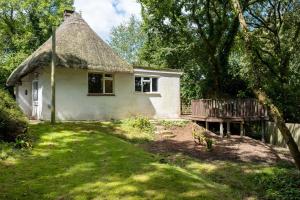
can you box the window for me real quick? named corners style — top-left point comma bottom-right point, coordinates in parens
top-left (142, 77), bottom-right (150, 92)
top-left (32, 81), bottom-right (38, 101)
top-left (135, 77), bottom-right (142, 92)
top-left (135, 76), bottom-right (159, 93)
top-left (88, 73), bottom-right (114, 95)
top-left (152, 78), bottom-right (158, 92)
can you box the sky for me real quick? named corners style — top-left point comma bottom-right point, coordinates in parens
top-left (74, 0), bottom-right (141, 41)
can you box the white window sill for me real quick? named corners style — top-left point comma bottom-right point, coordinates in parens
top-left (87, 93), bottom-right (115, 96)
top-left (134, 92), bottom-right (160, 95)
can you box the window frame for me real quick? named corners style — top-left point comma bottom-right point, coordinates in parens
top-left (87, 72), bottom-right (115, 96)
top-left (134, 75), bottom-right (159, 94)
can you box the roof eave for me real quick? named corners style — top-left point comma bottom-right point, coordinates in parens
top-left (134, 67), bottom-right (183, 76)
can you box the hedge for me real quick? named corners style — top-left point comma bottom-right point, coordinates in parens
top-left (0, 88), bottom-right (28, 141)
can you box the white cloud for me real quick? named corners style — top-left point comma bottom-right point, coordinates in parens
top-left (74, 0), bottom-right (141, 41)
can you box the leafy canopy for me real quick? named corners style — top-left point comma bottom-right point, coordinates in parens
top-left (139, 0), bottom-right (251, 101)
top-left (109, 15), bottom-right (146, 65)
top-left (0, 0), bottom-right (74, 88)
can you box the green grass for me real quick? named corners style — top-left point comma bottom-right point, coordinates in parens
top-left (0, 122), bottom-right (299, 200)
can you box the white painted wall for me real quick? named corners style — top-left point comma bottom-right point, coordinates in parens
top-left (16, 75), bottom-right (32, 117)
top-left (16, 70), bottom-right (43, 119)
top-left (38, 67), bottom-right (181, 121)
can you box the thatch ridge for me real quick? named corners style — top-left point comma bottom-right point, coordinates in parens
top-left (7, 12), bottom-right (133, 86)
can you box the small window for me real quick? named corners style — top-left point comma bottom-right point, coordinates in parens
top-left (88, 73), bottom-right (114, 94)
top-left (105, 79), bottom-right (113, 94)
top-left (152, 78), bottom-right (158, 92)
top-left (143, 80), bottom-right (151, 92)
top-left (135, 77), bottom-right (142, 92)
top-left (88, 73), bottom-right (103, 93)
top-left (135, 76), bottom-right (159, 93)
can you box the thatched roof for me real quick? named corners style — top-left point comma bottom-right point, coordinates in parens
top-left (7, 12), bottom-right (133, 86)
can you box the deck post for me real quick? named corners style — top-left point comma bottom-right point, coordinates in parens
top-left (220, 122), bottom-right (224, 137)
top-left (240, 122), bottom-right (244, 137)
top-left (205, 121), bottom-right (209, 130)
top-left (226, 121), bottom-right (231, 137)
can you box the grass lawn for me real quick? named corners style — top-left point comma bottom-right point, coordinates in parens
top-left (0, 122), bottom-right (299, 200)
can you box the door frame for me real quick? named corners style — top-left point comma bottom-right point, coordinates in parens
top-left (32, 80), bottom-right (39, 120)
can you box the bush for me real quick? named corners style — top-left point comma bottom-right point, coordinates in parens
top-left (0, 88), bottom-right (28, 141)
top-left (192, 129), bottom-right (206, 145)
top-left (15, 134), bottom-right (33, 149)
top-left (124, 116), bottom-right (154, 133)
top-left (192, 128), bottom-right (214, 151)
top-left (205, 138), bottom-right (213, 151)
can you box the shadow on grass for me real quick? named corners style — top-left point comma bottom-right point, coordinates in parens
top-left (0, 122), bottom-right (298, 200)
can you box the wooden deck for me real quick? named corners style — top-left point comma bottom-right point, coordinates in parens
top-left (183, 99), bottom-right (268, 137)
top-left (186, 99), bottom-right (268, 122)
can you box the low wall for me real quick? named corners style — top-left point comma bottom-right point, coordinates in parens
top-left (266, 122), bottom-right (300, 148)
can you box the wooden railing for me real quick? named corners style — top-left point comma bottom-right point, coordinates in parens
top-left (181, 103), bottom-right (192, 115)
top-left (191, 99), bottom-right (267, 119)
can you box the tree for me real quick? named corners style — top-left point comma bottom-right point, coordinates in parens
top-left (109, 15), bottom-right (146, 64)
top-left (231, 0), bottom-right (300, 122)
top-left (0, 0), bottom-right (74, 89)
top-left (139, 0), bottom-right (252, 100)
top-left (231, 0), bottom-right (300, 170)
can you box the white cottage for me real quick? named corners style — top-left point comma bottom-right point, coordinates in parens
top-left (6, 11), bottom-right (182, 121)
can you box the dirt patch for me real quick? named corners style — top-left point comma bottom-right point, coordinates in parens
top-left (145, 122), bottom-right (293, 165)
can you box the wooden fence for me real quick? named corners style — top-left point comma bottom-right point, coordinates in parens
top-left (191, 99), bottom-right (267, 119)
top-left (266, 122), bottom-right (300, 148)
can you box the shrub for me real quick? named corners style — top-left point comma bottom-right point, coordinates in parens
top-left (124, 116), bottom-right (154, 133)
top-left (0, 89), bottom-right (28, 142)
top-left (192, 128), bottom-right (214, 151)
top-left (192, 128), bottom-right (206, 145)
top-left (205, 138), bottom-right (213, 151)
top-left (15, 134), bottom-right (33, 149)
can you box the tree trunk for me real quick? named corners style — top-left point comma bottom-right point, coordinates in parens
top-left (255, 90), bottom-right (300, 169)
top-left (231, 0), bottom-right (300, 170)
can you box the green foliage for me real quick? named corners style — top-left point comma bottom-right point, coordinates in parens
top-left (192, 128), bottom-right (214, 151)
top-left (0, 142), bottom-right (14, 160)
top-left (231, 0), bottom-right (300, 122)
top-left (205, 138), bottom-right (213, 151)
top-left (1, 122), bottom-right (296, 199)
top-left (0, 88), bottom-right (28, 141)
top-left (123, 116), bottom-right (155, 133)
top-left (14, 134), bottom-right (33, 149)
top-left (109, 15), bottom-right (146, 64)
top-left (0, 52), bottom-right (28, 89)
top-left (254, 169), bottom-right (300, 200)
top-left (0, 0), bottom-right (74, 88)
top-left (139, 0), bottom-right (251, 100)
top-left (159, 120), bottom-right (188, 128)
top-left (192, 128), bottom-right (206, 144)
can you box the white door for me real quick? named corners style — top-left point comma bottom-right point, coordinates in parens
top-left (32, 80), bottom-right (39, 119)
